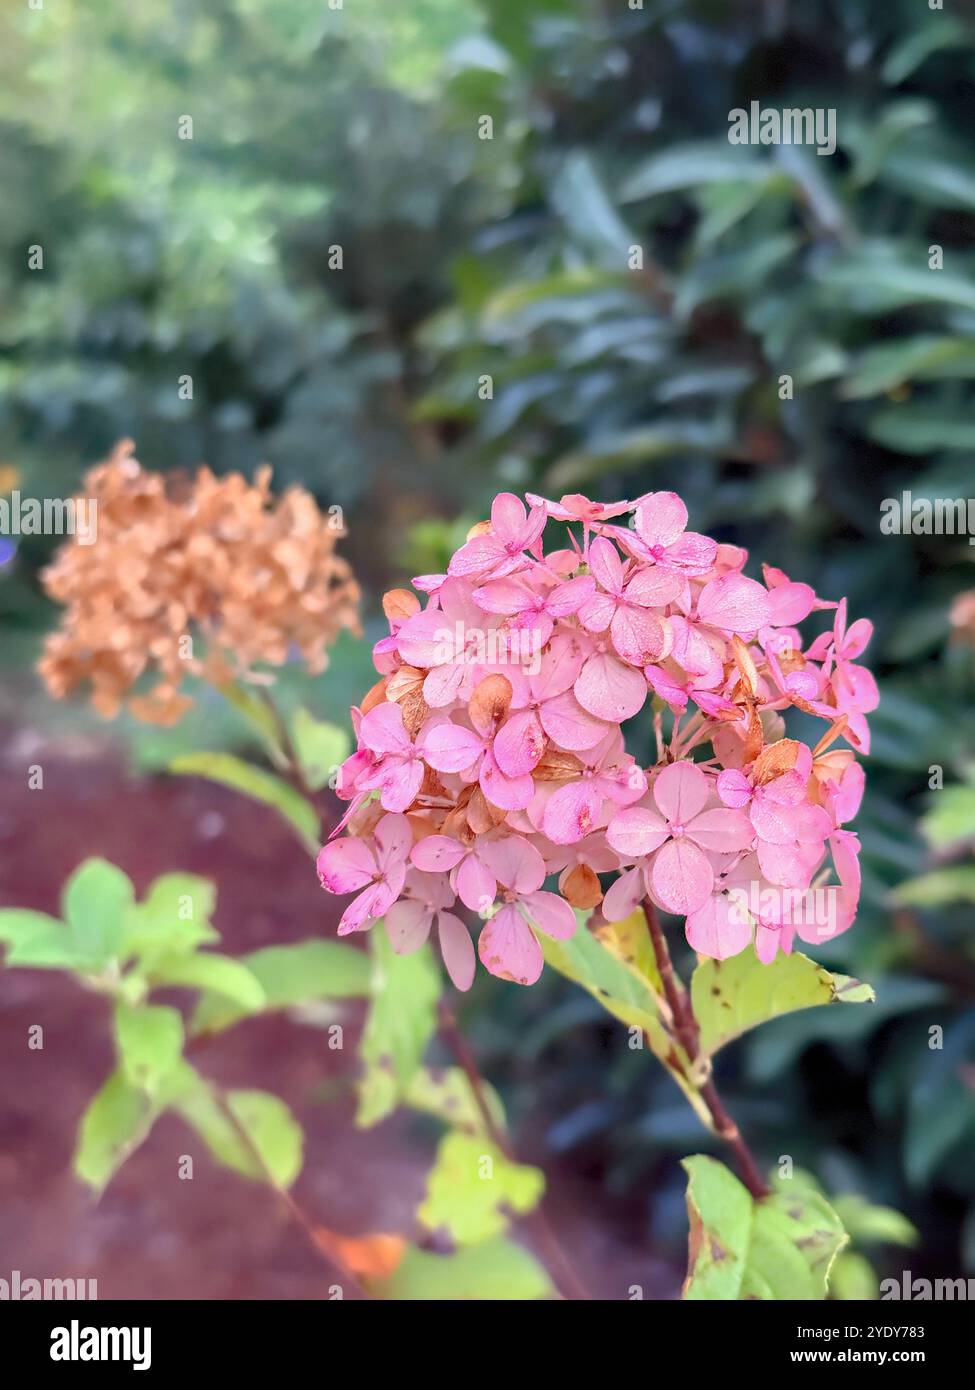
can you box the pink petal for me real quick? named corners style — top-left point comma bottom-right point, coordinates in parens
top-left (574, 651), bottom-right (647, 721)
top-left (410, 834), bottom-right (467, 873)
top-left (478, 904), bottom-right (543, 985)
top-left (697, 573), bottom-right (771, 634)
top-left (542, 780), bottom-right (605, 845)
top-left (493, 709), bottom-right (546, 776)
top-left (547, 575), bottom-right (596, 616)
top-left (456, 852), bottom-right (498, 913)
top-left (479, 751), bottom-right (535, 810)
top-left (685, 892), bottom-right (752, 959)
top-left (635, 491), bottom-right (687, 549)
top-left (395, 608), bottom-right (458, 667)
top-left (539, 691), bottom-right (611, 751)
top-left (360, 702), bottom-right (412, 755)
top-left (472, 577), bottom-right (534, 615)
top-left (610, 604), bottom-right (668, 666)
top-left (578, 591), bottom-right (618, 634)
top-left (520, 891), bottom-right (577, 940)
top-left (766, 581), bottom-right (815, 627)
top-left (686, 807), bottom-right (754, 854)
top-left (317, 837), bottom-right (377, 894)
top-left (606, 805), bottom-right (669, 857)
top-left (622, 565), bottom-right (682, 607)
top-left (338, 880), bottom-right (397, 935)
top-left (587, 536), bottom-right (624, 595)
top-left (842, 618), bottom-right (873, 660)
top-left (385, 900), bottom-right (433, 954)
top-left (652, 760), bottom-right (709, 824)
top-left (662, 532), bottom-right (718, 574)
top-left (378, 758), bottom-right (424, 813)
top-left (601, 865), bottom-right (647, 921)
top-left (437, 912), bottom-right (476, 991)
top-left (374, 813), bottom-right (414, 871)
top-left (491, 491), bottom-right (528, 540)
top-left (716, 768), bottom-right (752, 809)
top-left (532, 630), bottom-right (590, 699)
top-left (651, 837), bottom-right (714, 915)
top-left (477, 834), bottom-right (546, 894)
top-left (420, 723), bottom-right (484, 774)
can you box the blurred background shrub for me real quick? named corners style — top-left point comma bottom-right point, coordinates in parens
top-left (2, 0), bottom-right (975, 1287)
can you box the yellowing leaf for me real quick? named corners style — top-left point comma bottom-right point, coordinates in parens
top-left (691, 950), bottom-right (874, 1062)
top-left (418, 1132), bottom-right (544, 1245)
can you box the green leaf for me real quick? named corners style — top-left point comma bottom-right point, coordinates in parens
top-left (114, 1002), bottom-right (184, 1096)
top-left (418, 1132), bottom-right (544, 1244)
top-left (290, 708), bottom-right (351, 791)
top-left (882, 18), bottom-right (970, 84)
top-left (404, 1065), bottom-right (506, 1137)
top-left (620, 142), bottom-right (774, 201)
top-left (866, 406), bottom-right (975, 454)
top-left (146, 952), bottom-right (265, 1009)
top-left (369, 1236), bottom-right (553, 1300)
top-left (74, 1068), bottom-right (159, 1193)
top-left (169, 1066), bottom-right (303, 1188)
top-left (891, 866), bottom-right (975, 907)
top-left (120, 873), bottom-right (219, 962)
top-left (920, 779), bottom-right (975, 850)
top-left (0, 911), bottom-right (83, 969)
top-left (169, 752), bottom-right (320, 853)
top-left (191, 939), bottom-right (371, 1033)
top-left (540, 911), bottom-right (712, 1128)
top-left (819, 249), bottom-right (975, 315)
top-left (62, 859), bottom-right (135, 967)
top-left (481, 267), bottom-right (626, 323)
top-left (830, 1251), bottom-right (879, 1301)
top-left (692, 951), bottom-right (875, 1062)
top-left (831, 1195), bottom-right (918, 1248)
top-left (682, 1155), bottom-right (847, 1300)
top-left (842, 336), bottom-right (975, 399)
top-left (357, 931), bottom-right (440, 1127)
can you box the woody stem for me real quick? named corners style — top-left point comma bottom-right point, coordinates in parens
top-left (438, 1001), bottom-right (593, 1301)
top-left (640, 901), bottom-right (770, 1199)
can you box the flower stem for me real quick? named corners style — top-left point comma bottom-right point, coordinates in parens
top-left (438, 1001), bottom-right (593, 1301)
top-left (641, 901), bottom-right (770, 1199)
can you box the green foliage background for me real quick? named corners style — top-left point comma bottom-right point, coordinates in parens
top-left (2, 0), bottom-right (975, 1285)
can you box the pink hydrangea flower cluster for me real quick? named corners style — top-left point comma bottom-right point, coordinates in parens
top-left (317, 491), bottom-right (874, 990)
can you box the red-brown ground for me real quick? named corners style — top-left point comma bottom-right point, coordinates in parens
top-left (0, 718), bottom-right (677, 1300)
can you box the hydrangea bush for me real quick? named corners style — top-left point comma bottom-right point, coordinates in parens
top-left (319, 489), bottom-right (874, 992)
top-left (4, 463), bottom-right (890, 1300)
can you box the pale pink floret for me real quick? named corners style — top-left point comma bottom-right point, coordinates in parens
top-left (448, 492), bottom-right (547, 580)
top-left (352, 703), bottom-right (425, 812)
top-left (607, 761), bottom-right (753, 915)
top-left (316, 813), bottom-right (412, 935)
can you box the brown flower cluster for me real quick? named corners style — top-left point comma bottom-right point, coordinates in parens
top-left (39, 440), bottom-right (361, 724)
